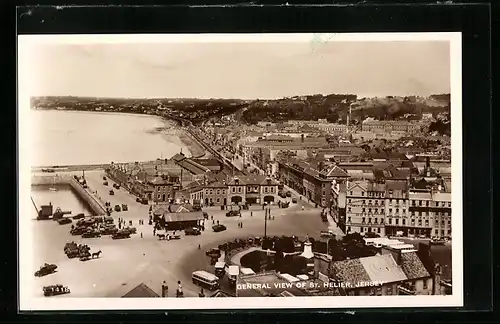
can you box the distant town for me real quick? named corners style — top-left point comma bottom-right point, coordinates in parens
top-left (30, 92), bottom-right (453, 299)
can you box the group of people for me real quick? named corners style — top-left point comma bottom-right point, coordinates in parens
top-left (161, 281), bottom-right (192, 298)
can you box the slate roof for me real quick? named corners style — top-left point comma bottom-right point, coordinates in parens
top-left (329, 259), bottom-right (371, 285)
top-left (210, 289), bottom-right (236, 297)
top-left (359, 254), bottom-right (408, 284)
top-left (399, 252), bottom-right (431, 280)
top-left (122, 283), bottom-right (160, 298)
top-left (322, 165), bottom-right (350, 178)
top-left (227, 175), bottom-right (279, 186)
top-left (330, 254), bottom-right (410, 286)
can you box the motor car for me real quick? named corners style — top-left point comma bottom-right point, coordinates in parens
top-left (286, 191), bottom-right (292, 197)
top-left (72, 213), bottom-right (85, 220)
top-left (34, 263), bottom-right (57, 277)
top-left (114, 205), bottom-right (121, 212)
top-left (103, 176), bottom-right (107, 180)
top-left (292, 198), bottom-right (298, 203)
top-left (212, 224), bottom-right (227, 232)
top-left (121, 204), bottom-right (128, 211)
top-left (112, 231), bottom-right (130, 239)
top-left (57, 218), bottom-right (72, 225)
top-left (185, 227), bottom-right (201, 236)
top-left (226, 211), bottom-right (240, 217)
top-left (82, 231), bottom-right (101, 238)
top-left (109, 190), bottom-right (114, 195)
top-left (103, 181), bottom-right (108, 186)
top-left (206, 248), bottom-right (221, 257)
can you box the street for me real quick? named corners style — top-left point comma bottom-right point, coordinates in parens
top-left (30, 169), bottom-right (339, 298)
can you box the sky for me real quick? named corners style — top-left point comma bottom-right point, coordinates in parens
top-left (20, 40), bottom-right (451, 100)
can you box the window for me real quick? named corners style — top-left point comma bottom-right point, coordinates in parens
top-left (264, 187), bottom-right (268, 193)
top-left (363, 200), bottom-right (366, 204)
top-left (216, 198), bottom-right (220, 203)
top-left (426, 201), bottom-right (429, 207)
top-left (377, 228), bottom-right (381, 233)
top-left (348, 207), bottom-right (351, 212)
top-left (368, 218), bottom-right (371, 223)
top-left (389, 218), bottom-right (392, 225)
top-left (389, 208), bottom-right (392, 213)
top-left (403, 219), bottom-right (406, 225)
top-left (222, 190), bottom-right (226, 195)
top-left (158, 195), bottom-right (161, 199)
top-left (238, 187), bottom-right (242, 193)
top-left (362, 208), bottom-right (366, 212)
top-left (205, 190), bottom-right (209, 194)
top-left (425, 220), bottom-right (429, 226)
top-left (441, 220), bottom-right (445, 225)
top-left (411, 211), bottom-right (415, 216)
top-left (395, 219), bottom-right (399, 225)
top-left (347, 226), bottom-right (351, 232)
top-left (419, 200), bottom-right (422, 206)
top-left (418, 220), bottom-right (422, 226)
top-left (217, 189), bottom-right (220, 195)
top-left (322, 191), bottom-right (326, 196)
top-left (232, 187), bottom-right (236, 193)
top-left (348, 199), bottom-right (352, 203)
top-left (350, 191), bottom-right (353, 195)
top-left (360, 227), bottom-right (364, 232)
top-left (362, 192), bottom-right (365, 196)
top-left (210, 190), bottom-right (213, 195)
top-left (362, 217), bottom-right (366, 223)
top-left (348, 217), bottom-right (351, 222)
top-left (271, 187), bottom-right (274, 193)
top-left (448, 202), bottom-right (451, 207)
top-left (402, 209), bottom-right (406, 214)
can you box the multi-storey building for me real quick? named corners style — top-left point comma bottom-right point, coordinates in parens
top-left (345, 180), bottom-right (387, 236)
top-left (278, 159), bottom-right (350, 208)
top-left (407, 189), bottom-right (435, 237)
top-left (430, 191), bottom-right (452, 238)
top-left (383, 181), bottom-right (410, 236)
top-left (203, 181), bottom-right (228, 206)
top-left (227, 175), bottom-right (279, 205)
top-left (361, 120), bottom-right (420, 134)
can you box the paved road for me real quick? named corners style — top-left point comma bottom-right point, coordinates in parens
top-left (30, 169), bottom-right (335, 298)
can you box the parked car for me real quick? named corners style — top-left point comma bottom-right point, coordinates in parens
top-left (109, 190), bottom-right (114, 195)
top-left (292, 198), bottom-right (298, 203)
top-left (72, 213), bottom-right (85, 220)
top-left (286, 191), bottom-right (292, 197)
top-left (226, 210), bottom-right (240, 217)
top-left (185, 227), bottom-right (201, 236)
top-left (121, 204), bottom-right (128, 211)
top-left (114, 205), bottom-right (121, 212)
top-left (103, 176), bottom-right (107, 180)
top-left (112, 231), bottom-right (130, 239)
top-left (364, 231), bottom-right (380, 238)
top-left (212, 224), bottom-right (227, 232)
top-left (82, 230), bottom-right (101, 238)
top-left (34, 263), bottom-right (57, 277)
top-left (103, 181), bottom-right (108, 186)
top-left (206, 248), bottom-right (221, 257)
top-left (57, 218), bottom-right (72, 225)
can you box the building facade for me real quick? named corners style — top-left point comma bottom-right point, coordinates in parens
top-left (345, 181), bottom-right (387, 236)
top-left (227, 175), bottom-right (279, 205)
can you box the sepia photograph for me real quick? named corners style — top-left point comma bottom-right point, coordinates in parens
top-left (18, 33), bottom-right (463, 310)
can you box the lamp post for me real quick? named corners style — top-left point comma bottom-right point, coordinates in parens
top-left (264, 203), bottom-right (268, 238)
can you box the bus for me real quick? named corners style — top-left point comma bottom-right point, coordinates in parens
top-left (192, 270), bottom-right (220, 291)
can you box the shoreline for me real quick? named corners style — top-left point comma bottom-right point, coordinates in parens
top-left (30, 109), bottom-right (207, 169)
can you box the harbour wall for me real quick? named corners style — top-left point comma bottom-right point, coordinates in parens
top-left (31, 174), bottom-right (106, 216)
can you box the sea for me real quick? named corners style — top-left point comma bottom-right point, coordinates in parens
top-left (30, 110), bottom-right (186, 167)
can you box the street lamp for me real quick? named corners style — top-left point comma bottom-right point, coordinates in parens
top-left (264, 203), bottom-right (268, 238)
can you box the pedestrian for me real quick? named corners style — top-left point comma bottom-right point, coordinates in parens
top-left (250, 212), bottom-right (253, 217)
top-left (212, 219), bottom-right (215, 225)
top-left (176, 281), bottom-right (183, 298)
top-left (161, 282), bottom-right (166, 297)
top-left (198, 244), bottom-right (201, 250)
top-left (199, 289), bottom-right (205, 297)
top-left (241, 222), bottom-right (243, 228)
top-left (141, 232), bottom-right (143, 238)
top-left (153, 228), bottom-right (156, 236)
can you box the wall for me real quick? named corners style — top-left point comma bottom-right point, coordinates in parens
top-left (31, 174), bottom-right (106, 216)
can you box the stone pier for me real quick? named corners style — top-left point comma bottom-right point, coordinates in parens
top-left (31, 174), bottom-right (106, 216)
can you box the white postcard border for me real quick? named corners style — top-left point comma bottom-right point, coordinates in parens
top-left (18, 32), bottom-right (463, 310)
